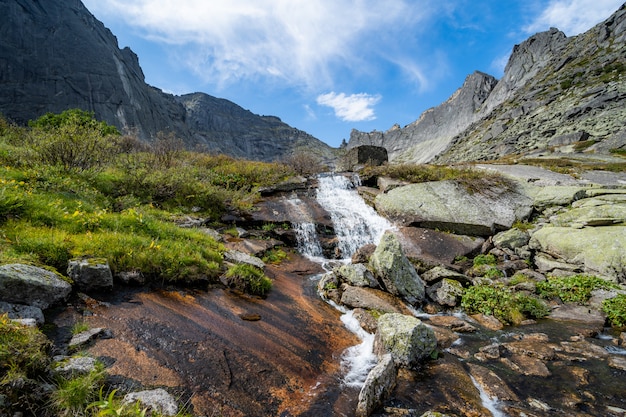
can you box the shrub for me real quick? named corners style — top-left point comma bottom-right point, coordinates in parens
top-left (224, 264), bottom-right (272, 296)
top-left (603, 294), bottom-right (626, 328)
top-left (282, 151), bottom-right (326, 176)
top-left (536, 274), bottom-right (617, 303)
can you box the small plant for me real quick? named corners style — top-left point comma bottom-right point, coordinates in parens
top-left (537, 274), bottom-right (618, 304)
top-left (461, 284), bottom-right (548, 325)
top-left (484, 267), bottom-right (504, 279)
top-left (72, 321), bottom-right (90, 335)
top-left (51, 362), bottom-right (106, 416)
top-left (261, 248), bottom-right (288, 265)
top-left (473, 254), bottom-right (497, 267)
top-left (603, 294), bottom-right (626, 328)
top-left (224, 264), bottom-right (272, 296)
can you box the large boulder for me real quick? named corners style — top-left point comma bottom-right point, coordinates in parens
top-left (340, 285), bottom-right (406, 314)
top-left (0, 301), bottom-right (45, 325)
top-left (369, 232), bottom-right (425, 305)
top-left (426, 278), bottom-right (464, 307)
top-left (336, 263), bottom-right (378, 288)
top-left (0, 264), bottom-right (72, 309)
top-left (67, 258), bottom-right (113, 293)
top-left (374, 313), bottom-right (437, 368)
top-left (355, 354), bottom-right (397, 417)
top-left (529, 226), bottom-right (626, 282)
top-left (375, 180), bottom-right (533, 236)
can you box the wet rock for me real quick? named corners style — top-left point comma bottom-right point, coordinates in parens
top-left (67, 258), bottom-right (114, 293)
top-left (340, 285), bottom-right (405, 314)
top-left (353, 308), bottom-right (379, 334)
top-left (116, 270), bottom-right (146, 286)
top-left (123, 388), bottom-right (178, 416)
top-left (239, 313), bottom-right (261, 321)
top-left (426, 278), bottom-right (464, 307)
top-left (549, 304), bottom-right (606, 328)
top-left (560, 340), bottom-right (610, 359)
top-left (608, 356), bottom-right (626, 371)
top-left (0, 301), bottom-right (44, 325)
top-left (224, 250), bottom-right (265, 269)
top-left (52, 356), bottom-right (99, 379)
top-left (355, 354), bottom-right (396, 417)
top-left (503, 339), bottom-right (557, 361)
top-left (467, 363), bottom-right (520, 402)
top-left (375, 180), bottom-right (533, 236)
top-left (475, 343), bottom-right (502, 361)
top-left (470, 313), bottom-right (504, 331)
top-left (430, 326), bottom-right (460, 349)
top-left (369, 231), bottom-right (425, 306)
top-left (351, 244), bottom-right (377, 264)
top-left (501, 354), bottom-right (551, 377)
top-left (374, 313), bottom-right (437, 368)
top-left (224, 237), bottom-right (283, 257)
top-left (0, 264), bottom-right (72, 309)
top-left (257, 176), bottom-right (308, 195)
top-left (395, 227), bottom-right (484, 268)
top-left (493, 228), bottom-right (530, 250)
top-left (424, 315), bottom-right (476, 333)
top-left (337, 263), bottom-right (378, 288)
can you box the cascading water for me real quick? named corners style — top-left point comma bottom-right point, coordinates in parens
top-left (290, 173), bottom-right (393, 388)
top-left (315, 174), bottom-right (392, 259)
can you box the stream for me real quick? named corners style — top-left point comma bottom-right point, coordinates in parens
top-left (50, 173), bottom-right (626, 417)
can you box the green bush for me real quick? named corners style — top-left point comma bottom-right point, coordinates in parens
top-left (602, 294), bottom-right (626, 328)
top-left (537, 274), bottom-right (617, 303)
top-left (473, 254), bottom-right (497, 266)
top-left (224, 264), bottom-right (272, 296)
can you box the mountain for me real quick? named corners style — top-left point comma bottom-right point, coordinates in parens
top-left (0, 0), bottom-right (333, 162)
top-left (348, 4), bottom-right (626, 164)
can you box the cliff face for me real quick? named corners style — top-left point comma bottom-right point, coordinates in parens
top-left (349, 4), bottom-right (626, 164)
top-left (0, 0), bottom-right (333, 162)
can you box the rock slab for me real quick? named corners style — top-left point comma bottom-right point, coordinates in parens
top-left (0, 264), bottom-right (72, 309)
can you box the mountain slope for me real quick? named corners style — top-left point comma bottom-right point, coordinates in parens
top-left (0, 0), bottom-right (332, 162)
top-left (348, 4), bottom-right (626, 164)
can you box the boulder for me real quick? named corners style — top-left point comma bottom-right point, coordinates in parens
top-left (374, 313), bottom-right (437, 368)
top-left (376, 180), bottom-right (533, 236)
top-left (340, 286), bottom-right (405, 314)
top-left (395, 227), bottom-right (484, 268)
top-left (337, 263), bottom-right (378, 288)
top-left (369, 232), bottom-right (425, 305)
top-left (548, 194), bottom-right (626, 227)
top-left (52, 356), bottom-right (99, 379)
top-left (493, 228), bottom-right (530, 250)
top-left (426, 278), bottom-right (464, 307)
top-left (521, 185), bottom-right (588, 210)
top-left (69, 327), bottom-right (108, 350)
top-left (123, 388), bottom-right (179, 416)
top-left (0, 264), bottom-right (72, 309)
top-left (342, 145), bottom-right (388, 169)
top-left (67, 258), bottom-right (113, 293)
top-left (355, 354), bottom-right (397, 417)
top-left (529, 226), bottom-right (626, 283)
top-left (421, 266), bottom-right (471, 285)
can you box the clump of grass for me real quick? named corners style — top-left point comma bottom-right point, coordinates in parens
top-left (51, 362), bottom-right (106, 416)
top-left (536, 274), bottom-right (618, 304)
top-left (461, 284), bottom-right (549, 325)
top-left (473, 254), bottom-right (497, 267)
top-left (603, 294), bottom-right (626, 328)
top-left (224, 264), bottom-right (272, 296)
top-left (72, 321), bottom-right (90, 335)
top-left (262, 248), bottom-right (288, 265)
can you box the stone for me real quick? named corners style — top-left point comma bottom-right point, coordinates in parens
top-left (424, 315), bottom-right (476, 333)
top-left (394, 227), bottom-right (484, 268)
top-left (355, 354), bottom-right (396, 417)
top-left (337, 263), bottom-right (378, 288)
top-left (529, 226), bottom-right (626, 283)
top-left (0, 264), bottom-right (72, 309)
top-left (467, 363), bottom-right (520, 402)
top-left (67, 258), bottom-right (113, 293)
top-left (340, 286), bottom-right (405, 314)
top-left (426, 279), bottom-right (464, 307)
top-left (342, 145), bottom-right (388, 170)
top-left (69, 327), bottom-right (107, 350)
top-left (549, 304), bottom-right (606, 327)
top-left (501, 354), bottom-right (551, 377)
top-left (421, 266), bottom-right (471, 285)
top-left (377, 177), bottom-right (408, 193)
top-left (503, 339), bottom-right (557, 361)
top-left (369, 232), bottom-right (425, 306)
top-left (353, 308), bottom-right (379, 334)
top-left (123, 388), bottom-right (179, 416)
top-left (470, 313), bottom-right (504, 331)
top-left (351, 244), bottom-right (377, 264)
top-left (52, 356), bottom-right (99, 379)
top-left (0, 301), bottom-right (44, 325)
top-left (376, 181), bottom-right (533, 236)
top-left (374, 313), bottom-right (437, 368)
top-left (492, 228), bottom-right (530, 250)
top-left (608, 356), bottom-right (626, 371)
top-left (224, 250), bottom-right (265, 269)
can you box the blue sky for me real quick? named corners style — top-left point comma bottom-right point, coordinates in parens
top-left (82, 0), bottom-right (624, 148)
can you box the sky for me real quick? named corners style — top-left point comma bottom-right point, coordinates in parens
top-left (82, 0), bottom-right (624, 148)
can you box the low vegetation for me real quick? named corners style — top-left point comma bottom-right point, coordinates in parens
top-left (536, 274), bottom-right (618, 303)
top-left (224, 263), bottom-right (273, 296)
top-left (0, 109), bottom-right (297, 284)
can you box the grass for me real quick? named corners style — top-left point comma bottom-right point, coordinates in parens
top-left (536, 274), bottom-right (618, 303)
top-left (461, 284), bottom-right (549, 325)
top-left (224, 263), bottom-right (272, 296)
top-left (0, 111), bottom-right (297, 283)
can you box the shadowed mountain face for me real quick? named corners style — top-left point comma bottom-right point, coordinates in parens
top-left (348, 4), bottom-right (626, 164)
top-left (0, 0), bottom-right (333, 162)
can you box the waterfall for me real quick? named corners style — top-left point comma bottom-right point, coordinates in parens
top-left (293, 222), bottom-right (323, 258)
top-left (315, 174), bottom-right (392, 259)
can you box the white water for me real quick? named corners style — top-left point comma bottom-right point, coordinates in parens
top-left (316, 174), bottom-right (392, 259)
top-left (470, 376), bottom-right (508, 417)
top-left (340, 310), bottom-right (377, 388)
top-left (292, 222), bottom-right (323, 258)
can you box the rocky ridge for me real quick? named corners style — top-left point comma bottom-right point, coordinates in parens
top-left (0, 0), bottom-right (334, 162)
top-left (348, 4), bottom-right (626, 164)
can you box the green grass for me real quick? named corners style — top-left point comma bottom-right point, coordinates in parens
top-left (224, 263), bottom-right (273, 296)
top-left (461, 284), bottom-right (549, 325)
top-left (536, 274), bottom-right (618, 303)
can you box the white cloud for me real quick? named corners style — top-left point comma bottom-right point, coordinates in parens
top-left (316, 92), bottom-right (381, 122)
top-left (83, 0), bottom-right (433, 91)
top-left (524, 0), bottom-right (623, 35)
